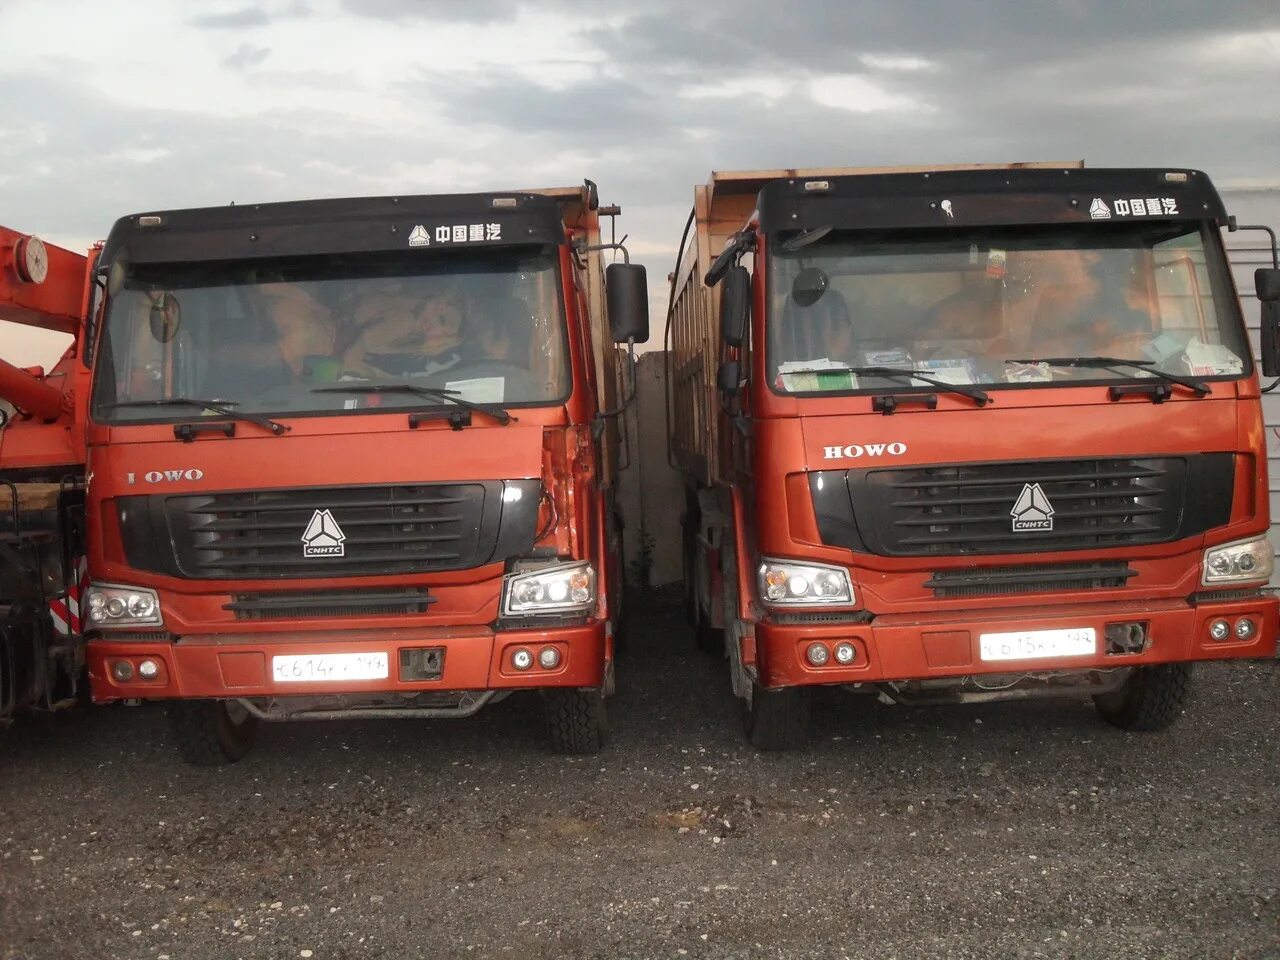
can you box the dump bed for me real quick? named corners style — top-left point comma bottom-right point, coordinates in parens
top-left (667, 162), bottom-right (1084, 487)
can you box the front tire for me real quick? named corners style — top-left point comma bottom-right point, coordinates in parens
top-left (743, 681), bottom-right (811, 751)
top-left (1094, 664), bottom-right (1192, 732)
top-left (168, 699), bottom-right (258, 765)
top-left (542, 686), bottom-right (608, 754)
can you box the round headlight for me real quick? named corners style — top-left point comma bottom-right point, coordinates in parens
top-left (111, 660), bottom-right (134, 682)
top-left (1208, 618), bottom-right (1231, 641)
top-left (538, 646), bottom-right (561, 669)
top-left (512, 648), bottom-right (533, 671)
top-left (834, 642), bottom-right (856, 664)
top-left (547, 580), bottom-right (569, 603)
top-left (1234, 618), bottom-right (1257, 640)
top-left (806, 642), bottom-right (830, 667)
top-left (1209, 555), bottom-right (1234, 575)
top-left (1237, 554), bottom-right (1257, 573)
top-left (104, 596), bottom-right (127, 618)
top-left (127, 594), bottom-right (155, 617)
top-left (138, 659), bottom-right (159, 680)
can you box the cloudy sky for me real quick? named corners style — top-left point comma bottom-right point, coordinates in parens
top-left (2, 0), bottom-right (1278, 366)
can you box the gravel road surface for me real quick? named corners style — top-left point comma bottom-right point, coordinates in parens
top-left (2, 598), bottom-right (1277, 959)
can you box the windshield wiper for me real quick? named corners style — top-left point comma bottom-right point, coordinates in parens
top-left (311, 383), bottom-right (514, 425)
top-left (1005, 357), bottom-right (1210, 397)
top-left (782, 365), bottom-right (992, 407)
top-left (105, 398), bottom-right (288, 435)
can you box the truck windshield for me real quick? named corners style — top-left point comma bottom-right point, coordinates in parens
top-left (91, 247), bottom-right (569, 422)
top-left (767, 223), bottom-right (1250, 394)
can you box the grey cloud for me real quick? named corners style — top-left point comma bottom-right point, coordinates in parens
top-left (342, 0), bottom-right (523, 23)
top-left (587, 0), bottom-right (1280, 73)
top-left (224, 43), bottom-right (272, 69)
top-left (5, 0), bottom-right (1279, 339)
top-left (190, 8), bottom-right (273, 29)
top-left (190, 3), bottom-right (312, 30)
top-left (423, 70), bottom-right (678, 143)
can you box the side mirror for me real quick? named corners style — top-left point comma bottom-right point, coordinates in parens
top-left (606, 262), bottom-right (649, 344)
top-left (1262, 302), bottom-right (1280, 378)
top-left (705, 243), bottom-right (737, 287)
top-left (719, 265), bottom-right (750, 348)
top-left (1257, 268), bottom-right (1280, 302)
top-left (717, 359), bottom-right (741, 396)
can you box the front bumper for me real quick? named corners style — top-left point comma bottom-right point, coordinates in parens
top-left (87, 620), bottom-right (607, 703)
top-left (756, 595), bottom-right (1278, 688)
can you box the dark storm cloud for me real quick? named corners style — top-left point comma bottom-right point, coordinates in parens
top-left (587, 0), bottom-right (1278, 73)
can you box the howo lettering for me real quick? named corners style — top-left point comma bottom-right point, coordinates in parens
top-left (668, 163), bottom-right (1280, 748)
top-left (3, 184), bottom-right (649, 762)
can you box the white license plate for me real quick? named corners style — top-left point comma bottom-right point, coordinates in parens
top-left (979, 627), bottom-right (1096, 662)
top-left (272, 652), bottom-right (389, 683)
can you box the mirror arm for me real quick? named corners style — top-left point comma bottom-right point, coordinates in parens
top-left (595, 339), bottom-right (638, 420)
top-left (576, 240), bottom-right (631, 263)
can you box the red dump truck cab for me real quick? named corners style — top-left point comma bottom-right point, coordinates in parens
top-left (80, 186), bottom-right (648, 762)
top-left (670, 165), bottom-right (1279, 749)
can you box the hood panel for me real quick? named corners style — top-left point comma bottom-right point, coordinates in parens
top-left (90, 424), bottom-right (544, 498)
top-left (800, 397), bottom-right (1239, 471)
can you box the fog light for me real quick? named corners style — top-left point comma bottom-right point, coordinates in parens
top-left (512, 648), bottom-right (533, 671)
top-left (138, 659), bottom-right (159, 680)
top-left (1234, 618), bottom-right (1257, 640)
top-left (806, 642), bottom-right (830, 666)
top-left (833, 642), bottom-right (855, 664)
top-left (111, 660), bottom-right (134, 682)
top-left (538, 646), bottom-right (561, 669)
top-left (1208, 618), bottom-right (1231, 641)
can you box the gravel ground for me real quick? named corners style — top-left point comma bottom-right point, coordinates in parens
top-left (1, 597), bottom-right (1277, 960)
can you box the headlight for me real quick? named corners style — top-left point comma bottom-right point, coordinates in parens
top-left (85, 583), bottom-right (163, 628)
top-left (758, 558), bottom-right (854, 607)
top-left (501, 562), bottom-right (595, 616)
top-left (1202, 535), bottom-right (1274, 586)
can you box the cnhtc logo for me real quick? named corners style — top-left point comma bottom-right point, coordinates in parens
top-left (1011, 483), bottom-right (1055, 532)
top-left (302, 509), bottom-right (346, 557)
top-left (1088, 198), bottom-right (1112, 220)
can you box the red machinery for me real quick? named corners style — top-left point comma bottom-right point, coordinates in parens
top-left (0, 228), bottom-right (93, 719)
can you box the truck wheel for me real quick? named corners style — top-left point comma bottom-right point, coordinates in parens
top-left (1093, 664), bottom-right (1192, 732)
top-left (743, 681), bottom-right (811, 751)
top-left (168, 700), bottom-right (258, 765)
top-left (542, 686), bottom-right (608, 754)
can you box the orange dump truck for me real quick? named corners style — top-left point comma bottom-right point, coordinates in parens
top-left (4, 183), bottom-right (648, 761)
top-left (668, 164), bottom-right (1279, 748)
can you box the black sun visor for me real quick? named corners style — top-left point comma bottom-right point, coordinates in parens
top-left (100, 192), bottom-right (566, 265)
top-left (757, 167), bottom-right (1229, 235)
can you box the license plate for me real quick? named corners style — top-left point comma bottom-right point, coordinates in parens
top-left (979, 627), bottom-right (1096, 662)
top-left (272, 652), bottom-right (389, 683)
